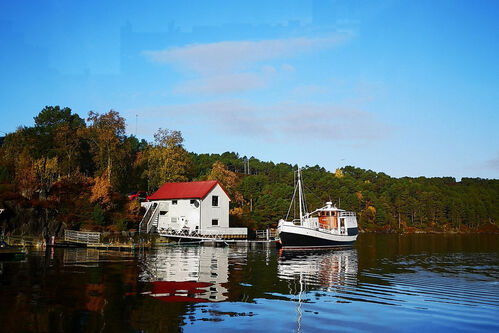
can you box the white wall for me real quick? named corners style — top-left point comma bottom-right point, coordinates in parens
top-left (200, 184), bottom-right (230, 230)
top-left (156, 198), bottom-right (201, 232)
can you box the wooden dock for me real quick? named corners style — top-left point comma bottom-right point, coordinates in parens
top-left (63, 230), bottom-right (149, 250)
top-left (86, 242), bottom-right (148, 250)
top-left (157, 233), bottom-right (276, 247)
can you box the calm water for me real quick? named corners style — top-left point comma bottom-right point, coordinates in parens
top-left (0, 234), bottom-right (498, 332)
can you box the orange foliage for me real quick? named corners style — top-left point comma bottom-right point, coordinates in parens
top-left (207, 161), bottom-right (244, 204)
top-left (90, 174), bottom-right (113, 209)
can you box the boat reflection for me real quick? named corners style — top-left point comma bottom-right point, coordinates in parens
top-left (139, 246), bottom-right (232, 303)
top-left (277, 249), bottom-right (358, 290)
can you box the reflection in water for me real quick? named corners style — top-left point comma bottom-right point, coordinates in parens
top-left (278, 249), bottom-right (358, 290)
top-left (139, 247), bottom-right (235, 302)
top-left (0, 235), bottom-right (497, 332)
top-left (277, 250), bottom-right (358, 333)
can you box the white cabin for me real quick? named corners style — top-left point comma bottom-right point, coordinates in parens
top-left (141, 180), bottom-right (247, 238)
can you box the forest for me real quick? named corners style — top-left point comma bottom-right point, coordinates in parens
top-left (0, 106), bottom-right (497, 235)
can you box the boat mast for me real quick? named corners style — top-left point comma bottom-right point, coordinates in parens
top-left (297, 167), bottom-right (303, 223)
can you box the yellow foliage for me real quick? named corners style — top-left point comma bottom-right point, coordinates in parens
top-left (34, 157), bottom-right (58, 182)
top-left (334, 168), bottom-right (344, 178)
top-left (207, 161), bottom-right (243, 204)
top-left (15, 150), bottom-right (37, 199)
top-left (146, 129), bottom-right (193, 189)
top-left (230, 207), bottom-right (244, 217)
top-left (90, 174), bottom-right (113, 209)
top-left (366, 205), bottom-right (376, 215)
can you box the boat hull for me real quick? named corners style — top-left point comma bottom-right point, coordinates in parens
top-left (278, 223), bottom-right (356, 249)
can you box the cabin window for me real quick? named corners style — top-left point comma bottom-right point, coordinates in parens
top-left (212, 219), bottom-right (219, 226)
top-left (172, 200), bottom-right (177, 205)
top-left (160, 211), bottom-right (167, 215)
top-left (212, 195), bottom-right (219, 207)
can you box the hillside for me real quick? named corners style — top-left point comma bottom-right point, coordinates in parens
top-left (0, 106), bottom-right (497, 236)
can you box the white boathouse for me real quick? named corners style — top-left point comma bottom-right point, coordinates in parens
top-left (140, 180), bottom-right (247, 238)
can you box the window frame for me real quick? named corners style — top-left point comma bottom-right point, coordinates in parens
top-left (212, 195), bottom-right (219, 207)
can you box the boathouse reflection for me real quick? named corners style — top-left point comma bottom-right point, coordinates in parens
top-left (139, 246), bottom-right (232, 302)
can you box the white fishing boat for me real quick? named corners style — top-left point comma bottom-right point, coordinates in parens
top-left (277, 168), bottom-right (358, 249)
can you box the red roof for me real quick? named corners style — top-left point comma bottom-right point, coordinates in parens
top-left (148, 180), bottom-right (230, 201)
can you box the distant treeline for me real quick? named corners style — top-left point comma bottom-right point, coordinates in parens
top-left (0, 106), bottom-right (497, 232)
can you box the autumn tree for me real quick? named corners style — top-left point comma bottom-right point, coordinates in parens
top-left (145, 128), bottom-right (194, 191)
top-left (86, 110), bottom-right (127, 188)
top-left (1, 106), bottom-right (87, 198)
top-left (34, 106), bottom-right (86, 177)
top-left (207, 161), bottom-right (243, 204)
top-left (14, 150), bottom-right (37, 198)
top-left (90, 175), bottom-right (113, 209)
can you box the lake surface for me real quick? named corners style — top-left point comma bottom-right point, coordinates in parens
top-left (0, 234), bottom-right (498, 332)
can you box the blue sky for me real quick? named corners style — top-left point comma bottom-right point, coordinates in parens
top-left (1, 0), bottom-right (498, 179)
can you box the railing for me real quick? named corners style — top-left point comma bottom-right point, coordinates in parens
top-left (146, 205), bottom-right (160, 233)
top-left (159, 227), bottom-right (247, 239)
top-left (139, 203), bottom-right (159, 233)
top-left (64, 230), bottom-right (100, 244)
top-left (255, 230), bottom-right (266, 239)
top-left (138, 204), bottom-right (153, 232)
top-left (256, 229), bottom-right (278, 240)
top-left (339, 211), bottom-right (356, 217)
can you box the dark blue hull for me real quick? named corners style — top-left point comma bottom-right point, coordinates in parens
top-left (279, 231), bottom-right (355, 249)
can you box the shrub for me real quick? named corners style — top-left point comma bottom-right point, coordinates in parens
top-left (116, 217), bottom-right (129, 232)
top-left (91, 204), bottom-right (106, 225)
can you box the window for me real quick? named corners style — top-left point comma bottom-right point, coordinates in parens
top-left (172, 200), bottom-right (177, 205)
top-left (212, 195), bottom-right (218, 207)
top-left (171, 217), bottom-right (177, 223)
top-left (212, 219), bottom-right (218, 226)
top-left (160, 211), bottom-right (167, 215)
top-left (190, 199), bottom-right (195, 204)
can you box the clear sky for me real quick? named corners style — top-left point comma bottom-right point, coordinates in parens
top-left (1, 0), bottom-right (498, 179)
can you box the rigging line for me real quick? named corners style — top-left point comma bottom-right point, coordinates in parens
top-left (303, 183), bottom-right (324, 207)
top-left (286, 179), bottom-right (299, 220)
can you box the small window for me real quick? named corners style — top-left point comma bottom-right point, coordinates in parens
top-left (172, 200), bottom-right (177, 205)
top-left (332, 212), bottom-right (335, 216)
top-left (212, 219), bottom-right (218, 226)
top-left (190, 199), bottom-right (196, 204)
top-left (212, 196), bottom-right (218, 207)
top-left (171, 217), bottom-right (177, 223)
top-left (160, 211), bottom-right (167, 215)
